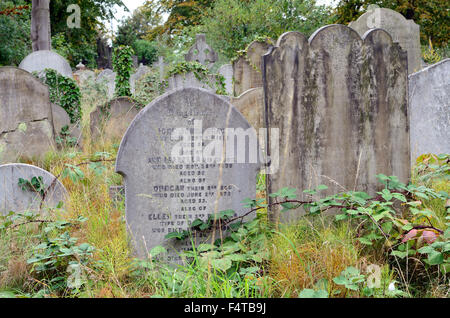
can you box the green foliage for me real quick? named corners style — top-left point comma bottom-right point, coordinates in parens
top-left (166, 61), bottom-right (226, 95)
top-left (0, 1), bottom-right (31, 66)
top-left (55, 125), bottom-right (77, 148)
top-left (18, 176), bottom-right (46, 198)
top-left (200, 0), bottom-right (332, 59)
top-left (38, 69), bottom-right (82, 123)
top-left (133, 71), bottom-right (168, 107)
top-left (133, 40), bottom-right (159, 65)
top-left (112, 45), bottom-right (134, 97)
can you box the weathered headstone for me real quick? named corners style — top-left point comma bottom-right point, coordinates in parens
top-left (218, 64), bottom-right (233, 96)
top-left (154, 56), bottom-right (167, 83)
top-left (96, 69), bottom-right (116, 99)
top-left (90, 97), bottom-right (139, 141)
top-left (233, 40), bottom-right (272, 96)
top-left (409, 59), bottom-right (450, 161)
top-left (116, 87), bottom-right (260, 261)
top-left (185, 34), bottom-right (218, 68)
top-left (19, 50), bottom-right (73, 78)
top-left (130, 64), bottom-right (152, 95)
top-left (349, 7), bottom-right (422, 74)
top-left (167, 72), bottom-right (217, 93)
top-left (73, 62), bottom-right (95, 86)
top-left (263, 26), bottom-right (410, 223)
top-left (0, 67), bottom-right (56, 164)
top-left (0, 163), bottom-right (67, 215)
top-left (51, 104), bottom-right (83, 147)
top-left (230, 87), bottom-right (264, 131)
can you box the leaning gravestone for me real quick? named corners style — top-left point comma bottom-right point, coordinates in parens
top-left (0, 67), bottom-right (56, 164)
top-left (349, 7), bottom-right (422, 74)
top-left (96, 69), bottom-right (116, 99)
top-left (90, 97), bottom-right (140, 140)
top-left (19, 50), bottom-right (73, 78)
top-left (0, 163), bottom-right (67, 215)
top-left (233, 40), bottom-right (272, 96)
top-left (218, 64), bottom-right (233, 96)
top-left (185, 34), bottom-right (218, 68)
top-left (116, 87), bottom-right (260, 261)
top-left (263, 26), bottom-right (410, 223)
top-left (409, 59), bottom-right (450, 161)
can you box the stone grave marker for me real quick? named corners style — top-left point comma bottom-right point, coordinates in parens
top-left (218, 64), bottom-right (233, 96)
top-left (409, 59), bottom-right (450, 161)
top-left (0, 67), bottom-right (56, 164)
top-left (116, 87), bottom-right (260, 261)
top-left (233, 40), bottom-right (272, 96)
top-left (19, 50), bottom-right (73, 78)
top-left (349, 7), bottom-right (422, 74)
top-left (230, 87), bottom-right (264, 131)
top-left (185, 34), bottom-right (218, 68)
top-left (73, 62), bottom-right (95, 86)
top-left (0, 163), bottom-right (67, 215)
top-left (167, 72), bottom-right (217, 93)
top-left (51, 104), bottom-right (83, 148)
top-left (130, 63), bottom-right (152, 95)
top-left (96, 69), bottom-right (116, 99)
top-left (90, 97), bottom-right (140, 140)
top-left (263, 26), bottom-right (410, 223)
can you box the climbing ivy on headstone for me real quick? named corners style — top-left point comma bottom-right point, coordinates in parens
top-left (112, 45), bottom-right (134, 97)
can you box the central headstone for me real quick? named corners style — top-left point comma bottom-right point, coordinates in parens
top-left (116, 88), bottom-right (260, 261)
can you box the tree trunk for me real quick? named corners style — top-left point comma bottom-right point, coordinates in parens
top-left (31, 0), bottom-right (51, 51)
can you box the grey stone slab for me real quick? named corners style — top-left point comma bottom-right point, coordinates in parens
top-left (130, 64), bottom-right (152, 95)
top-left (167, 72), bottom-right (217, 93)
top-left (230, 87), bottom-right (264, 131)
top-left (218, 64), bottom-right (233, 96)
top-left (96, 69), bottom-right (116, 99)
top-left (0, 67), bottom-right (56, 164)
top-left (90, 97), bottom-right (140, 141)
top-left (51, 103), bottom-right (83, 148)
top-left (409, 59), bottom-right (450, 161)
top-left (116, 87), bottom-right (260, 261)
top-left (263, 26), bottom-right (410, 223)
top-left (0, 163), bottom-right (68, 215)
top-left (185, 34), bottom-right (218, 68)
top-left (349, 7), bottom-right (422, 74)
top-left (233, 41), bottom-right (272, 96)
top-left (19, 50), bottom-right (73, 78)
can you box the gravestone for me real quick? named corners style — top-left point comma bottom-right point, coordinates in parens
top-left (230, 87), bottom-right (264, 131)
top-left (90, 97), bottom-right (139, 140)
top-left (154, 56), bottom-right (167, 83)
top-left (218, 64), bottom-right (233, 96)
top-left (19, 50), bottom-right (73, 78)
top-left (263, 26), bottom-right (410, 223)
top-left (167, 72), bottom-right (217, 93)
top-left (0, 163), bottom-right (67, 215)
top-left (233, 40), bottom-right (272, 96)
top-left (409, 59), bottom-right (450, 161)
top-left (130, 64), bottom-right (151, 95)
top-left (96, 69), bottom-right (116, 99)
top-left (73, 62), bottom-right (95, 86)
top-left (0, 67), bottom-right (56, 164)
top-left (51, 104), bottom-right (83, 148)
top-left (185, 34), bottom-right (218, 68)
top-left (349, 7), bottom-right (422, 74)
top-left (116, 87), bottom-right (260, 261)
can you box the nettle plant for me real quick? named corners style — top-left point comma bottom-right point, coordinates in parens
top-left (165, 61), bottom-right (227, 95)
top-left (112, 45), bottom-right (134, 97)
top-left (37, 69), bottom-right (82, 123)
top-left (164, 165), bottom-right (449, 281)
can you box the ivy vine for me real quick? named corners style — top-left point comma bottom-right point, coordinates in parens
top-left (38, 69), bottom-right (82, 123)
top-left (112, 45), bottom-right (134, 97)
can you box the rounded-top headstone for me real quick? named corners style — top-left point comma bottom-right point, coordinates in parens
top-left (19, 50), bottom-right (73, 78)
top-left (0, 163), bottom-right (68, 215)
top-left (116, 87), bottom-right (260, 261)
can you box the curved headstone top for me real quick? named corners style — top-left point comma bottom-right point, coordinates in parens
top-left (349, 7), bottom-right (421, 74)
top-left (19, 50), bottom-right (73, 78)
top-left (0, 163), bottom-right (68, 215)
top-left (116, 87), bottom-right (260, 260)
top-left (409, 59), bottom-right (450, 161)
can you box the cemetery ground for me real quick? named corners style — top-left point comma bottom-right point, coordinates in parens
top-left (0, 83), bottom-right (448, 298)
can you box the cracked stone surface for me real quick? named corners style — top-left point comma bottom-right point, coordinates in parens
top-left (0, 67), bottom-right (55, 164)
